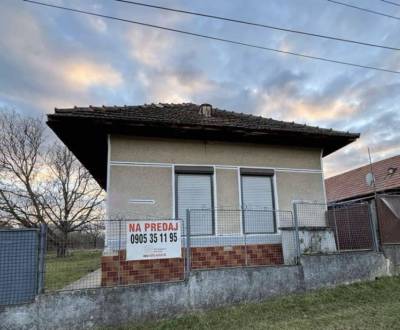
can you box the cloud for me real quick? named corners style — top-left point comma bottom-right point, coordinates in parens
top-left (126, 27), bottom-right (216, 102)
top-left (64, 61), bottom-right (123, 89)
top-left (256, 92), bottom-right (358, 123)
top-left (87, 16), bottom-right (107, 33)
top-left (0, 0), bottom-right (399, 178)
top-left (128, 28), bottom-right (174, 68)
top-left (0, 1), bottom-right (124, 112)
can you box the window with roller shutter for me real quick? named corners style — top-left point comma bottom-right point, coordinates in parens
top-left (176, 173), bottom-right (214, 236)
top-left (241, 174), bottom-right (276, 234)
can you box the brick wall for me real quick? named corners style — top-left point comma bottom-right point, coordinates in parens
top-left (101, 244), bottom-right (283, 286)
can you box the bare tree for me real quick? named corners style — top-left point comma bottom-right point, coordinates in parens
top-left (42, 144), bottom-right (104, 256)
top-left (0, 109), bottom-right (105, 256)
top-left (82, 221), bottom-right (105, 248)
top-left (0, 219), bottom-right (12, 228)
top-left (0, 110), bottom-right (46, 228)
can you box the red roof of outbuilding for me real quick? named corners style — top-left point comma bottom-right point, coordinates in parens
top-left (325, 155), bottom-right (400, 203)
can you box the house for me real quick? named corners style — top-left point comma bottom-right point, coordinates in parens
top-left (325, 155), bottom-right (400, 246)
top-left (47, 103), bottom-right (358, 284)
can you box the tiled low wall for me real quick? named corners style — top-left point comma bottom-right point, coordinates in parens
top-left (101, 244), bottom-right (284, 286)
top-left (101, 250), bottom-right (185, 286)
top-left (191, 244), bottom-right (283, 269)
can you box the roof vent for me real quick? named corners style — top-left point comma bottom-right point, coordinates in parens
top-left (199, 103), bottom-right (213, 117)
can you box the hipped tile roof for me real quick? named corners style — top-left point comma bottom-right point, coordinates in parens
top-left (48, 103), bottom-right (360, 189)
top-left (53, 103), bottom-right (356, 138)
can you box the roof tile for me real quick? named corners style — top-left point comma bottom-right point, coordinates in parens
top-left (53, 103), bottom-right (357, 138)
top-left (325, 155), bottom-right (400, 202)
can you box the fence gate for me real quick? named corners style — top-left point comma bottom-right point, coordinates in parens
top-left (377, 195), bottom-right (400, 245)
top-left (0, 226), bottom-right (46, 306)
top-left (327, 202), bottom-right (378, 252)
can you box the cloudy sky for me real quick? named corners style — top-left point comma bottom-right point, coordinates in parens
top-left (1, 0), bottom-right (399, 177)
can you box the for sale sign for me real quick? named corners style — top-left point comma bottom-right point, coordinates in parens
top-left (126, 220), bottom-right (181, 261)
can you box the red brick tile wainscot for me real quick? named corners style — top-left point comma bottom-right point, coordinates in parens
top-left (101, 244), bottom-right (283, 286)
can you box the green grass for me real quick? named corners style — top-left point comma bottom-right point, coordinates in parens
top-left (109, 276), bottom-right (400, 330)
top-left (45, 249), bottom-right (102, 291)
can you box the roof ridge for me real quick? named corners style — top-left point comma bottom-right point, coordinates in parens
top-left (52, 103), bottom-right (359, 138)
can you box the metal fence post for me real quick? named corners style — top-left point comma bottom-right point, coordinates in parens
top-left (332, 206), bottom-right (340, 252)
top-left (367, 202), bottom-right (380, 252)
top-left (186, 209), bottom-right (191, 277)
top-left (244, 229), bottom-right (248, 267)
top-left (118, 220), bottom-right (122, 285)
top-left (244, 210), bottom-right (248, 266)
top-left (292, 203), bottom-right (301, 264)
top-left (37, 223), bottom-right (47, 294)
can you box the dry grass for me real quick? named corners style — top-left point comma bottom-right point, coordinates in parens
top-left (110, 276), bottom-right (400, 330)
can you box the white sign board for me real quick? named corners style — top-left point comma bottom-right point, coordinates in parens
top-left (126, 220), bottom-right (181, 261)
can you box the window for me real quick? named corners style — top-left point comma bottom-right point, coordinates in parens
top-left (240, 170), bottom-right (276, 234)
top-left (175, 167), bottom-right (214, 236)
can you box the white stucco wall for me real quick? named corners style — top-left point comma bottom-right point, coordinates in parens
top-left (110, 135), bottom-right (322, 169)
top-left (106, 136), bottom-right (326, 241)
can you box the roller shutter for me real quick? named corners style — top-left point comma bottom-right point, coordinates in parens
top-left (176, 174), bottom-right (214, 235)
top-left (241, 175), bottom-right (276, 233)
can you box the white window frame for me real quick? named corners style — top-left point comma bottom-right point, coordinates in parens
top-left (174, 167), bottom-right (215, 236)
top-left (240, 171), bottom-right (277, 235)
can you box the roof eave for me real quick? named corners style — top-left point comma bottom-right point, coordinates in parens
top-left (47, 114), bottom-right (359, 190)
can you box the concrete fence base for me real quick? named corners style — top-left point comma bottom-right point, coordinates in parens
top-left (1, 251), bottom-right (396, 330)
top-left (382, 244), bottom-right (400, 275)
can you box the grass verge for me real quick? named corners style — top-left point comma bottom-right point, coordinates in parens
top-left (45, 249), bottom-right (102, 291)
top-left (110, 276), bottom-right (400, 330)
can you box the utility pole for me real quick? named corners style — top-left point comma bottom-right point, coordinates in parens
top-left (368, 147), bottom-right (381, 251)
top-left (368, 148), bottom-right (378, 199)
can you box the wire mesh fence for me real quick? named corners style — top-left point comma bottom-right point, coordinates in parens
top-left (293, 201), bottom-right (378, 255)
top-left (0, 227), bottom-right (45, 306)
top-left (0, 202), bottom-right (384, 305)
top-left (103, 219), bottom-right (186, 287)
top-left (42, 210), bottom-right (298, 292)
top-left (0, 203), bottom-right (382, 302)
top-left (44, 221), bottom-right (105, 292)
top-left (187, 209), bottom-right (298, 268)
top-left (328, 203), bottom-right (378, 252)
top-left (43, 219), bottom-right (187, 292)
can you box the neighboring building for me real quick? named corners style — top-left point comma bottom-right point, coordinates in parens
top-left (325, 155), bottom-right (400, 246)
top-left (325, 155), bottom-right (400, 204)
top-left (47, 103), bottom-right (358, 284)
